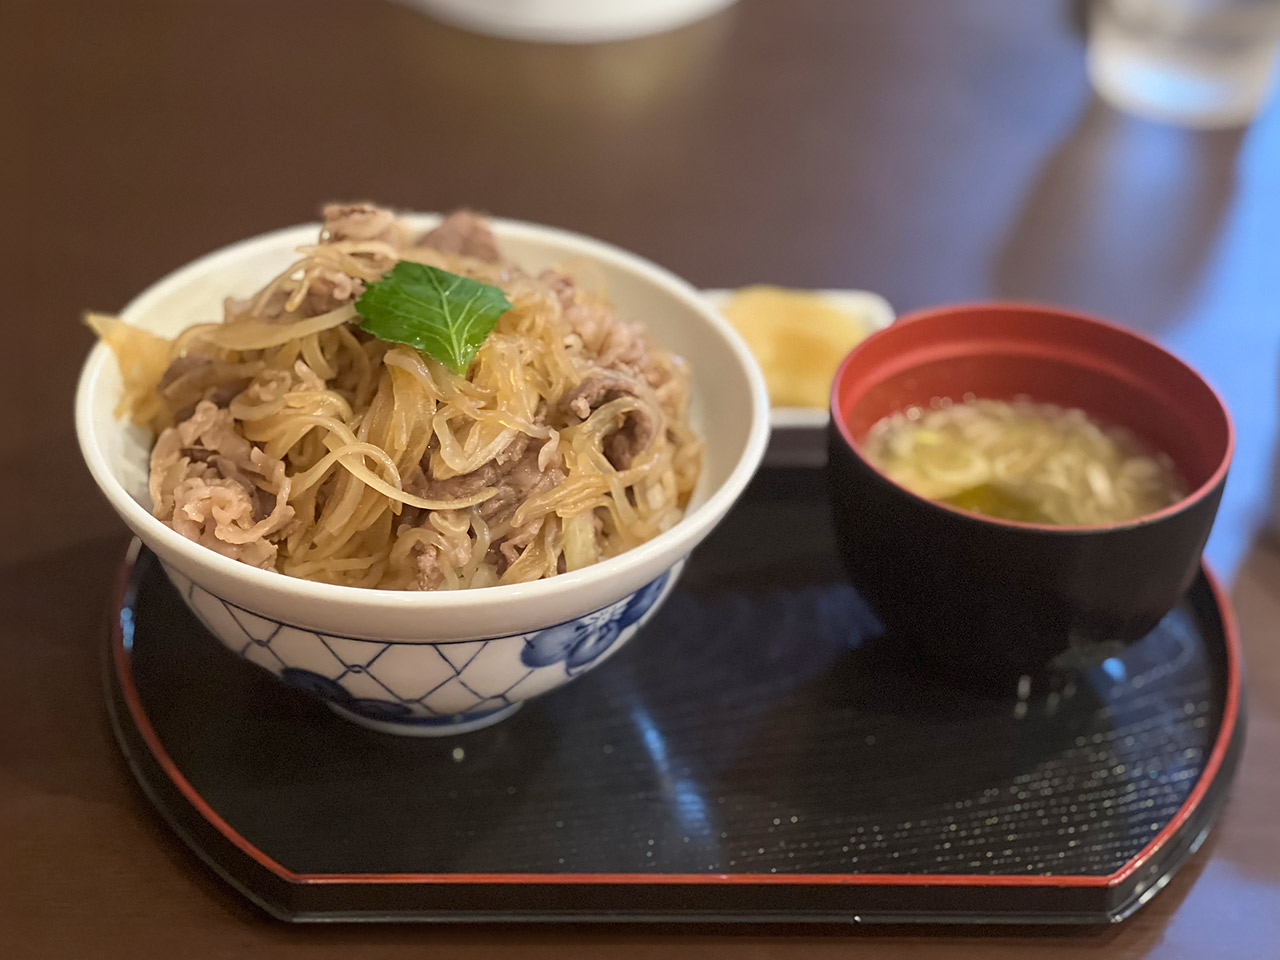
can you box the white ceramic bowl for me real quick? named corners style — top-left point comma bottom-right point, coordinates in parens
top-left (76, 215), bottom-right (770, 736)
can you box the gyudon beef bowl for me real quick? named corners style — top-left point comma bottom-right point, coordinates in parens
top-left (76, 205), bottom-right (769, 734)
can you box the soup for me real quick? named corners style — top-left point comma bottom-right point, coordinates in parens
top-left (862, 397), bottom-right (1186, 526)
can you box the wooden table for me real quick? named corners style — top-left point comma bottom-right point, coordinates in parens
top-left (5, 1), bottom-right (1279, 956)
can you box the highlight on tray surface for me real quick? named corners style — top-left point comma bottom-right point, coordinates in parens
top-left (862, 396), bottom-right (1187, 526)
top-left (89, 204), bottom-right (703, 590)
top-left (719, 285), bottom-right (871, 409)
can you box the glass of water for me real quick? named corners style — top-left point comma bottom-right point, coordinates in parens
top-left (1088, 0), bottom-right (1280, 126)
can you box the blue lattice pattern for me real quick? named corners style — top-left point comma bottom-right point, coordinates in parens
top-left (161, 563), bottom-right (675, 726)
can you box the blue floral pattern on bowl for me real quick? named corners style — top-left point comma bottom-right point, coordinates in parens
top-left (277, 669), bottom-right (415, 723)
top-left (161, 561), bottom-right (680, 735)
top-left (521, 570), bottom-right (670, 672)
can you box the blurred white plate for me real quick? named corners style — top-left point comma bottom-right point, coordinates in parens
top-left (702, 289), bottom-right (895, 468)
top-left (398, 0), bottom-right (739, 43)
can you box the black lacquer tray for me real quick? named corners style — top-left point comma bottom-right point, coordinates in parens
top-left (104, 469), bottom-right (1243, 924)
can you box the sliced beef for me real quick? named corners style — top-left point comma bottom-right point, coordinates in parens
top-left (543, 270), bottom-right (650, 371)
top-left (543, 269), bottom-right (612, 355)
top-left (405, 460), bottom-right (497, 503)
top-left (480, 449), bottom-right (565, 521)
top-left (494, 429), bottom-right (533, 466)
top-left (417, 210), bottom-right (500, 263)
top-left (149, 401), bottom-right (293, 568)
top-left (415, 545), bottom-right (444, 590)
top-left (404, 427), bottom-right (565, 583)
top-left (604, 415), bottom-right (655, 470)
top-left (159, 355), bottom-right (212, 389)
top-left (407, 430), bottom-right (538, 505)
top-left (321, 202), bottom-right (399, 244)
top-left (304, 267), bottom-right (365, 316)
top-left (557, 372), bottom-right (656, 470)
top-left (410, 440), bottom-right (563, 522)
top-left (558, 371), bottom-right (642, 421)
top-left (498, 520), bottom-right (541, 569)
top-left (593, 317), bottom-right (650, 371)
top-left (224, 287), bottom-right (290, 323)
top-left (158, 354), bottom-right (250, 423)
top-left (413, 510), bottom-right (473, 590)
top-left (407, 435), bottom-right (564, 586)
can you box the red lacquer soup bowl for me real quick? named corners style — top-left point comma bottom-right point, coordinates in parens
top-left (827, 303), bottom-right (1233, 684)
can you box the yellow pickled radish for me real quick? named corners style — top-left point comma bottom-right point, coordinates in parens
top-left (720, 286), bottom-right (870, 409)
